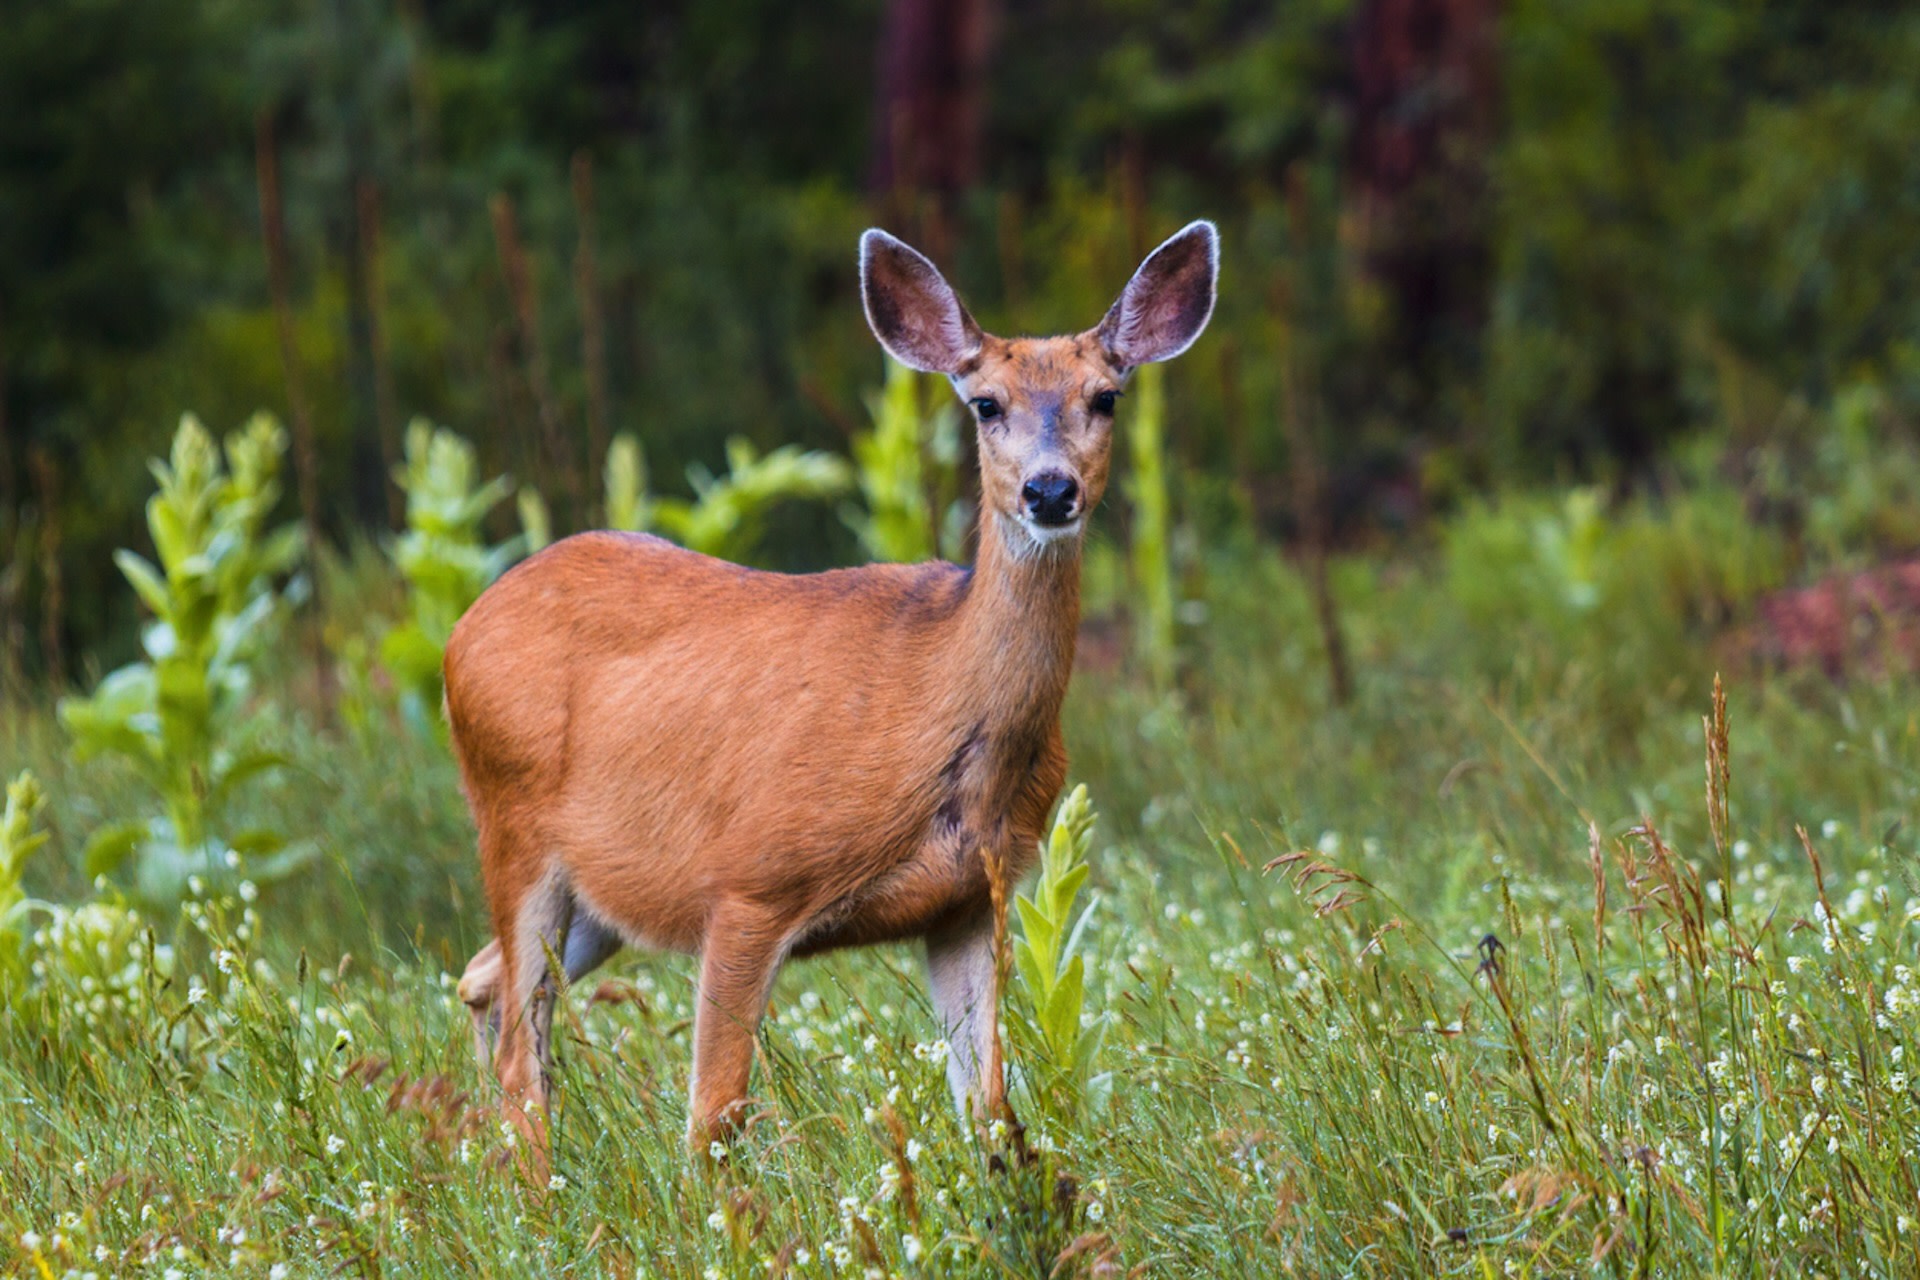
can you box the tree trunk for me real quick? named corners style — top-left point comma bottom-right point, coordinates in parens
top-left (869, 0), bottom-right (996, 252)
top-left (256, 109), bottom-right (338, 722)
top-left (357, 179), bottom-right (403, 527)
top-left (1348, 0), bottom-right (1501, 445)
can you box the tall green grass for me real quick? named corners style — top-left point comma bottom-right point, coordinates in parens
top-left (6, 439), bottom-right (1920, 1274)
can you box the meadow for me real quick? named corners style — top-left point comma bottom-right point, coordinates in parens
top-left (7, 0), bottom-right (1920, 1273)
top-left (4, 402), bottom-right (1920, 1279)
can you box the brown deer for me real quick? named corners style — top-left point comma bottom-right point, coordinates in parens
top-left (448, 220), bottom-right (1218, 1165)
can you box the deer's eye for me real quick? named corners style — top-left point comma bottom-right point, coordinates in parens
top-left (1091, 389), bottom-right (1120, 416)
top-left (971, 397), bottom-right (1002, 421)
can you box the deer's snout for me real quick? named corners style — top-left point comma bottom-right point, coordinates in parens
top-left (1020, 471), bottom-right (1081, 527)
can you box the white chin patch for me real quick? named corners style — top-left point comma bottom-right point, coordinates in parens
top-left (996, 509), bottom-right (1083, 558)
top-left (1025, 517), bottom-right (1081, 540)
top-left (1016, 514), bottom-right (1083, 548)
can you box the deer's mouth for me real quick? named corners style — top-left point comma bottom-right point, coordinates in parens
top-left (1014, 511), bottom-right (1084, 546)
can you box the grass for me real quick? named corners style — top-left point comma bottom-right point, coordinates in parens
top-left (5, 487), bottom-right (1920, 1278)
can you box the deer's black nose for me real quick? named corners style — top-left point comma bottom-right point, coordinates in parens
top-left (1021, 472), bottom-right (1080, 526)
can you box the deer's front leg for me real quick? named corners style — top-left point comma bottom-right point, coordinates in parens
top-left (688, 905), bottom-right (786, 1150)
top-left (925, 906), bottom-right (1002, 1121)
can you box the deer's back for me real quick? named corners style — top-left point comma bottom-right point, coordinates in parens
top-left (445, 532), bottom-right (980, 946)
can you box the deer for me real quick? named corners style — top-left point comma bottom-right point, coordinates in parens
top-left (446, 219), bottom-right (1218, 1169)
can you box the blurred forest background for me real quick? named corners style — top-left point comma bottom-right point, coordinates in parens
top-left (2, 0), bottom-right (1918, 680)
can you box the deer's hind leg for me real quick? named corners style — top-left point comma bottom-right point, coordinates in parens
top-left (488, 852), bottom-right (581, 1182)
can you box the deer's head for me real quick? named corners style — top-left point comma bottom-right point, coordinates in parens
top-left (860, 222), bottom-right (1218, 557)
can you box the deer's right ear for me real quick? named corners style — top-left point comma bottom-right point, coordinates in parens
top-left (860, 229), bottom-right (983, 374)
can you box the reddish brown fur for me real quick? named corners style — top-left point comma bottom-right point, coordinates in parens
top-left (447, 223), bottom-right (1217, 1170)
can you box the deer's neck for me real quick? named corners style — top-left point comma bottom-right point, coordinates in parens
top-left (944, 511), bottom-right (1082, 739)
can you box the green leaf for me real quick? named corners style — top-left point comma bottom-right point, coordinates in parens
top-left (228, 827), bottom-right (286, 856)
top-left (1012, 935), bottom-right (1044, 995)
top-left (1044, 955), bottom-right (1086, 1053)
top-left (1013, 894), bottom-right (1055, 954)
top-left (209, 752), bottom-right (293, 807)
top-left (83, 823), bottom-right (149, 879)
top-left (113, 550), bottom-right (172, 618)
top-left (246, 838), bottom-right (320, 885)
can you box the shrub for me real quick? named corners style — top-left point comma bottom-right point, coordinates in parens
top-left (604, 430), bottom-right (852, 561)
top-left (653, 437), bottom-right (852, 562)
top-left (58, 415), bottom-right (310, 907)
top-left (604, 433), bottom-right (654, 535)
top-left (1126, 363), bottom-right (1176, 688)
top-left (844, 359), bottom-right (969, 563)
top-left (378, 421), bottom-right (523, 734)
top-left (0, 771), bottom-right (50, 995)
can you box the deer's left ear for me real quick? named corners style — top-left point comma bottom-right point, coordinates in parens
top-left (1097, 220), bottom-right (1219, 368)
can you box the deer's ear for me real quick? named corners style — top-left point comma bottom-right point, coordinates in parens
top-left (1097, 220), bottom-right (1219, 368)
top-left (860, 229), bottom-right (983, 374)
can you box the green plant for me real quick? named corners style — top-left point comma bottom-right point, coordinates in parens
top-left (604, 433), bottom-right (654, 535)
top-left (1126, 363), bottom-right (1175, 688)
top-left (58, 415), bottom-right (309, 907)
top-left (1807, 379), bottom-right (1920, 558)
top-left (601, 431), bottom-right (851, 562)
top-left (651, 437), bottom-right (852, 561)
top-left (1008, 784), bottom-right (1111, 1134)
top-left (517, 489), bottom-right (552, 556)
top-left (0, 771), bottom-right (50, 994)
top-left (0, 769), bottom-right (158, 1043)
top-left (379, 420), bottom-right (523, 733)
top-left (844, 358), bottom-right (969, 562)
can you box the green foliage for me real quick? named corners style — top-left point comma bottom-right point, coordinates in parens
top-left (1126, 363), bottom-right (1176, 688)
top-left (1434, 482), bottom-right (1788, 732)
top-left (650, 437), bottom-right (852, 562)
top-left (0, 771), bottom-right (51, 993)
top-left (844, 359), bottom-right (969, 563)
top-left (57, 415), bottom-right (309, 908)
top-left (604, 433), bottom-right (654, 535)
top-left (516, 489), bottom-right (552, 556)
top-left (24, 897), bottom-right (156, 1042)
top-left (379, 421), bottom-right (522, 733)
top-left (1803, 380), bottom-right (1920, 560)
top-left (10, 0), bottom-right (1920, 669)
top-left (0, 771), bottom-right (169, 1045)
top-left (602, 430), bottom-right (852, 561)
top-left (1009, 785), bottom-right (1110, 1135)
top-left (10, 451), bottom-right (1920, 1272)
